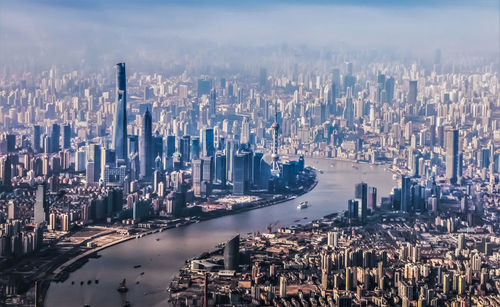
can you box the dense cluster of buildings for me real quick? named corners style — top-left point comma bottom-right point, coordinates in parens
top-left (0, 45), bottom-right (498, 305)
top-left (170, 182), bottom-right (499, 306)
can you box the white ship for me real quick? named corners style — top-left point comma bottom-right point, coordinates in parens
top-left (297, 201), bottom-right (309, 209)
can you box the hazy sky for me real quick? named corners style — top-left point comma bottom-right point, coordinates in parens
top-left (0, 0), bottom-right (498, 71)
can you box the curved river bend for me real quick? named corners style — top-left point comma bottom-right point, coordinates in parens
top-left (46, 158), bottom-right (396, 307)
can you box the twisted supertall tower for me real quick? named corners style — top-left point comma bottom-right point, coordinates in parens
top-left (112, 63), bottom-right (128, 163)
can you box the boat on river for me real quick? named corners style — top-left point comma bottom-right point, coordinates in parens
top-left (117, 279), bottom-right (128, 293)
top-left (297, 201), bottom-right (309, 209)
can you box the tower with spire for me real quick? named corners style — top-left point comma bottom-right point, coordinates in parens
top-left (271, 104), bottom-right (280, 174)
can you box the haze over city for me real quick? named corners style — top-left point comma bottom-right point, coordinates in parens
top-left (0, 1), bottom-right (498, 307)
top-left (1, 0), bottom-right (498, 72)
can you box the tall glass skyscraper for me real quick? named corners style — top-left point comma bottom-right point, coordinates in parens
top-left (51, 123), bottom-right (60, 153)
top-left (140, 108), bottom-right (153, 179)
top-left (446, 129), bottom-right (459, 184)
top-left (112, 63), bottom-right (128, 163)
top-left (202, 128), bottom-right (215, 157)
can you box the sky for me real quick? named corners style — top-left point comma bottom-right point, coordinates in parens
top-left (0, 0), bottom-right (498, 72)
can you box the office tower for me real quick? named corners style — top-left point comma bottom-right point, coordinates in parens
top-left (259, 68), bottom-right (267, 90)
top-left (190, 137), bottom-right (200, 160)
top-left (233, 150), bottom-right (251, 195)
top-left (127, 135), bottom-right (139, 156)
top-left (355, 182), bottom-right (368, 223)
top-left (345, 61), bottom-right (353, 75)
top-left (140, 109), bottom-right (153, 179)
top-left (51, 123), bottom-right (60, 153)
top-left (401, 176), bottom-right (411, 212)
top-left (42, 135), bottom-right (51, 154)
top-left (201, 156), bottom-right (213, 196)
top-left (34, 184), bottom-right (48, 225)
top-left (166, 135), bottom-right (176, 158)
top-left (62, 124), bottom-right (71, 149)
top-left (446, 129), bottom-right (459, 184)
top-left (225, 139), bottom-right (239, 182)
top-left (179, 135), bottom-right (191, 164)
top-left (429, 124), bottom-right (436, 147)
top-left (367, 186), bottom-right (377, 210)
top-left (202, 128), bottom-right (215, 157)
top-left (100, 148), bottom-right (116, 180)
top-left (343, 88), bottom-right (354, 127)
top-left (385, 76), bottom-right (395, 104)
top-left (1, 156), bottom-right (11, 189)
top-left (215, 152), bottom-right (226, 186)
top-left (223, 235), bottom-right (239, 270)
top-left (197, 79), bottom-right (211, 97)
top-left (408, 80), bottom-right (417, 104)
top-left (86, 144), bottom-right (101, 183)
top-left (252, 152), bottom-right (264, 188)
top-left (348, 199), bottom-right (359, 219)
top-left (209, 88), bottom-right (216, 118)
top-left (192, 159), bottom-right (203, 197)
top-left (4, 134), bottom-right (14, 152)
top-left (32, 125), bottom-right (41, 153)
top-left (152, 134), bottom-right (163, 161)
top-left (153, 170), bottom-right (162, 193)
top-left (343, 75), bottom-right (356, 94)
top-left (240, 117), bottom-right (250, 145)
top-left (112, 63), bottom-right (128, 162)
top-left (332, 68), bottom-right (341, 99)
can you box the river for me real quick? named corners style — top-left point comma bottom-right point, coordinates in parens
top-left (45, 158), bottom-right (396, 307)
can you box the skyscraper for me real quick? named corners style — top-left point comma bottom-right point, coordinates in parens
top-left (86, 144), bottom-right (101, 183)
top-left (209, 88), bottom-right (216, 119)
top-left (408, 80), bottom-right (417, 104)
top-left (2, 156), bottom-right (12, 190)
top-left (34, 184), bottom-right (48, 225)
top-left (33, 125), bottom-right (41, 153)
top-left (367, 186), bottom-right (377, 210)
top-left (215, 152), bottom-right (226, 186)
top-left (355, 182), bottom-right (367, 223)
top-left (241, 117), bottom-right (250, 144)
top-left (233, 150), bottom-right (251, 195)
top-left (112, 63), bottom-right (128, 163)
top-left (225, 139), bottom-right (239, 182)
top-left (62, 124), bottom-right (71, 149)
top-left (190, 137), bottom-right (200, 160)
top-left (446, 129), bottom-right (459, 184)
top-left (166, 135), bottom-right (176, 158)
top-left (343, 87), bottom-right (354, 127)
top-left (140, 109), bottom-right (153, 179)
top-left (224, 235), bottom-right (240, 271)
top-left (179, 135), bottom-right (191, 164)
top-left (192, 159), bottom-right (203, 197)
top-left (197, 79), bottom-right (211, 98)
top-left (201, 156), bottom-right (213, 196)
top-left (51, 123), bottom-right (60, 153)
top-left (202, 128), bottom-right (215, 157)
top-left (401, 176), bottom-right (411, 212)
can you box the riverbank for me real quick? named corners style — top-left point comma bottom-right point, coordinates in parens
top-left (42, 168), bottom-right (318, 304)
top-left (44, 158), bottom-right (398, 307)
